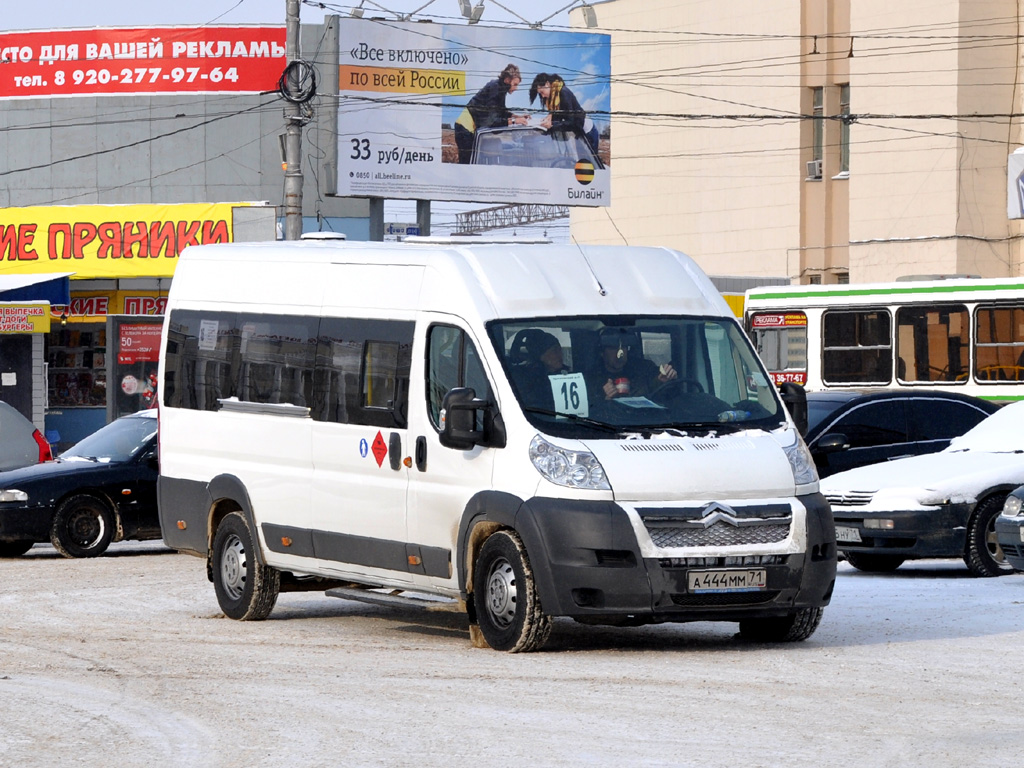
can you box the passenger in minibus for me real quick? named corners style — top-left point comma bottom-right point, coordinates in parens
top-left (590, 329), bottom-right (676, 400)
top-left (509, 329), bottom-right (569, 408)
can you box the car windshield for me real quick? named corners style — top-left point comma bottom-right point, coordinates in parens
top-left (62, 415), bottom-right (157, 463)
top-left (488, 315), bottom-right (785, 438)
top-left (946, 400), bottom-right (1024, 453)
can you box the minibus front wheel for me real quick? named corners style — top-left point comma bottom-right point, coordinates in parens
top-left (473, 530), bottom-right (552, 652)
top-left (212, 511), bottom-right (280, 620)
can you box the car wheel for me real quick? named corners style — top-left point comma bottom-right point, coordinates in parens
top-left (211, 511), bottom-right (279, 620)
top-left (738, 607), bottom-right (824, 642)
top-left (50, 495), bottom-right (115, 558)
top-left (0, 540), bottom-right (33, 557)
top-left (472, 530), bottom-right (551, 653)
top-left (845, 552), bottom-right (906, 573)
top-left (964, 494), bottom-right (1012, 577)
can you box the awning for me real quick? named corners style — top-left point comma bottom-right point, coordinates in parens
top-left (0, 273), bottom-right (72, 305)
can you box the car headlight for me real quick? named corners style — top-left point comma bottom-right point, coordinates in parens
top-left (782, 432), bottom-right (818, 486)
top-left (1003, 495), bottom-right (1023, 518)
top-left (529, 434), bottom-right (611, 491)
top-left (0, 489), bottom-right (28, 502)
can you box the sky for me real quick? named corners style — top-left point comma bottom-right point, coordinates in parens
top-left (5, 0), bottom-right (576, 34)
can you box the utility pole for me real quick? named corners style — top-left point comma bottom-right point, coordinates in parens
top-left (283, 0), bottom-right (304, 240)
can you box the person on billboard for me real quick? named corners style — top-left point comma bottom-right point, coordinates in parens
top-left (528, 73), bottom-right (600, 155)
top-left (454, 63), bottom-right (528, 164)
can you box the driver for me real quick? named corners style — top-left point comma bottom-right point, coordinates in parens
top-left (590, 329), bottom-right (677, 400)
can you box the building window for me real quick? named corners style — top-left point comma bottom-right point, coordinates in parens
top-left (837, 272), bottom-right (850, 284)
top-left (810, 86), bottom-right (824, 177)
top-left (839, 84), bottom-right (850, 175)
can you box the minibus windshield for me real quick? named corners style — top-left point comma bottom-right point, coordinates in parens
top-left (488, 316), bottom-right (786, 438)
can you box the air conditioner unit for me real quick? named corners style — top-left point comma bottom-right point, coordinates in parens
top-left (806, 159), bottom-right (822, 178)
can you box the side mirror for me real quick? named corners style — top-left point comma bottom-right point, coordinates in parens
top-left (439, 387), bottom-right (506, 450)
top-left (779, 382), bottom-right (808, 436)
top-left (816, 433), bottom-right (850, 454)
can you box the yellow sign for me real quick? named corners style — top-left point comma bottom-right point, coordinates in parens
top-left (0, 303), bottom-right (50, 333)
top-left (51, 290), bottom-right (168, 324)
top-left (0, 202), bottom-right (256, 279)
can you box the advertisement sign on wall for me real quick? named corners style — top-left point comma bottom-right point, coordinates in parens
top-left (0, 202), bottom-right (258, 278)
top-left (336, 19), bottom-right (611, 207)
top-left (0, 26), bottom-right (285, 99)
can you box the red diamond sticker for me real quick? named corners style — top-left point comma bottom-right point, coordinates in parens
top-left (371, 431), bottom-right (388, 467)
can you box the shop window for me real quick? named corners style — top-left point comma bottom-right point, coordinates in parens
top-left (47, 326), bottom-right (107, 407)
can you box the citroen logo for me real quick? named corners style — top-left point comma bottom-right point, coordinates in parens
top-left (697, 502), bottom-right (741, 528)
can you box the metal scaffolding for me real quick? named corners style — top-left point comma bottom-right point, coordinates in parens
top-left (455, 204), bottom-right (569, 234)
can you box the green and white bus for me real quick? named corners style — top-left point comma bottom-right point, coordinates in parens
top-left (744, 277), bottom-right (1024, 401)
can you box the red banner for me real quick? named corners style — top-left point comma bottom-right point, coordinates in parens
top-left (0, 26), bottom-right (285, 99)
top-left (118, 323), bottom-right (163, 364)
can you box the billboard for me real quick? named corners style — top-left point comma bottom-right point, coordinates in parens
top-left (336, 19), bottom-right (611, 207)
top-left (0, 202), bottom-right (261, 278)
top-left (0, 26), bottom-right (285, 99)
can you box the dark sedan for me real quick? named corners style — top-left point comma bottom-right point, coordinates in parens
top-left (0, 410), bottom-right (159, 558)
top-left (804, 389), bottom-right (999, 478)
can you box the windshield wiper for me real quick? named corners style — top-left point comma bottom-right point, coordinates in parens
top-left (521, 407), bottom-right (623, 433)
top-left (637, 421), bottom-right (750, 436)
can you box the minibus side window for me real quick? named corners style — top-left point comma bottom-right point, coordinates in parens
top-left (427, 325), bottom-right (492, 430)
top-left (314, 318), bottom-right (413, 428)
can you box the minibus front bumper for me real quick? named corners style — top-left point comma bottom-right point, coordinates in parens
top-left (510, 493), bottom-right (836, 624)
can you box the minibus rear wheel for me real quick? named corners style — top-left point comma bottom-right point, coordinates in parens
top-left (473, 530), bottom-right (552, 652)
top-left (212, 511), bottom-right (280, 620)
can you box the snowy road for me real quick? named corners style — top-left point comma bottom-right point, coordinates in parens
top-left (1, 541), bottom-right (1022, 767)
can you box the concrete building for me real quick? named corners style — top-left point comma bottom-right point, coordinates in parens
top-left (570, 0), bottom-right (1024, 284)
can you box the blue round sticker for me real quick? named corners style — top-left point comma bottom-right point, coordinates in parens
top-left (359, 438), bottom-right (369, 458)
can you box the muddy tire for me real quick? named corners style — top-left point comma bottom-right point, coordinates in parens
top-left (211, 511), bottom-right (279, 620)
top-left (473, 530), bottom-right (551, 653)
top-left (845, 552), bottom-right (906, 573)
top-left (0, 540), bottom-right (33, 557)
top-left (964, 494), bottom-right (1012, 577)
top-left (50, 495), bottom-right (114, 558)
top-left (739, 607), bottom-right (824, 642)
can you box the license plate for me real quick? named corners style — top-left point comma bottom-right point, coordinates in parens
top-left (835, 525), bottom-right (862, 543)
top-left (687, 568), bottom-right (766, 594)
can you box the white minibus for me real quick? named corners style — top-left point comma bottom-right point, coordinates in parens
top-left (157, 239), bottom-right (836, 652)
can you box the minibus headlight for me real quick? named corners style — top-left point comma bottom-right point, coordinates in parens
top-left (0, 489), bottom-right (28, 503)
top-left (783, 434), bottom-right (818, 486)
top-left (529, 435), bottom-right (611, 491)
top-left (1003, 495), bottom-right (1024, 518)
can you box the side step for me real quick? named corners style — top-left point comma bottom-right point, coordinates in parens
top-left (326, 586), bottom-right (463, 613)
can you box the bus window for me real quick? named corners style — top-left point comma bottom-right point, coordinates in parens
top-left (822, 309), bottom-right (892, 384)
top-left (975, 305), bottom-right (1024, 382)
top-left (749, 312), bottom-right (808, 385)
top-left (895, 305), bottom-right (968, 383)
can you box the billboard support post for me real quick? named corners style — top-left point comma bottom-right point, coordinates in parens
top-left (416, 200), bottom-right (431, 237)
top-left (283, 0), bottom-right (304, 240)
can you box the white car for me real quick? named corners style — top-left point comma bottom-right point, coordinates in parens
top-left (821, 400), bottom-right (1024, 577)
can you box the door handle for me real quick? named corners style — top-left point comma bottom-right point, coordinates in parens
top-left (388, 432), bottom-right (402, 471)
top-left (415, 436), bottom-right (427, 472)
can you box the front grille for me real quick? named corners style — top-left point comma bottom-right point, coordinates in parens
top-left (825, 491), bottom-right (875, 507)
top-left (648, 522), bottom-right (790, 548)
top-left (671, 591), bottom-right (779, 607)
top-left (660, 555), bottom-right (788, 568)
